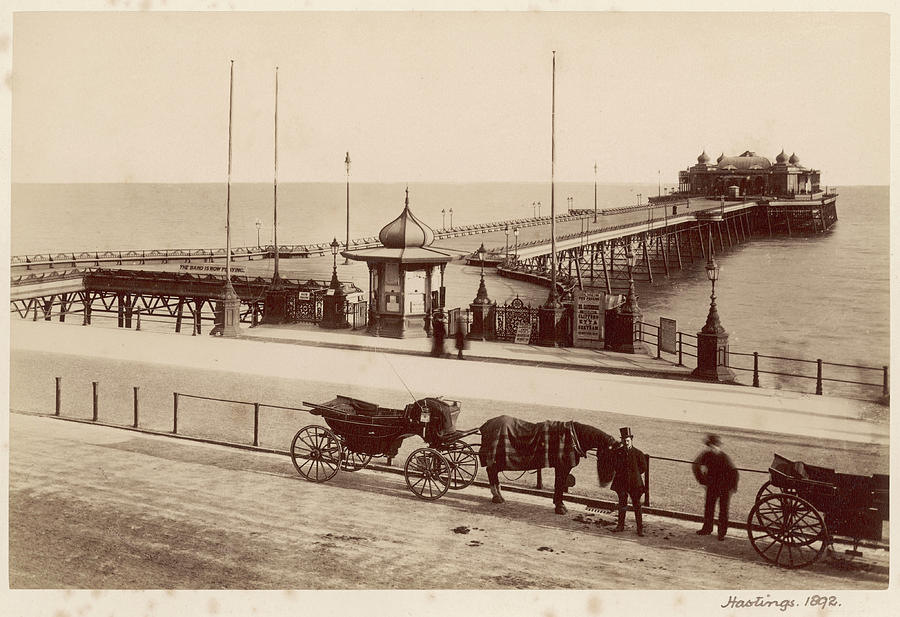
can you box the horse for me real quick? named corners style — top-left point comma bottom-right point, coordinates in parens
top-left (478, 415), bottom-right (618, 514)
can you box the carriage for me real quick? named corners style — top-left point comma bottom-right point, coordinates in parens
top-left (290, 395), bottom-right (480, 500)
top-left (746, 453), bottom-right (889, 568)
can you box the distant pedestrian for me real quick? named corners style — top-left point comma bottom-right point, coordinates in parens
top-left (455, 320), bottom-right (468, 359)
top-left (611, 427), bottom-right (647, 536)
top-left (692, 434), bottom-right (738, 540)
top-left (431, 311), bottom-right (446, 357)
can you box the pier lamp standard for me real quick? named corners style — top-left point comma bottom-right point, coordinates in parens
top-left (255, 219), bottom-right (262, 249)
top-left (637, 193), bottom-right (642, 206)
top-left (504, 224), bottom-right (510, 261)
top-left (469, 242), bottom-right (494, 341)
top-left (343, 152), bottom-right (351, 265)
top-left (513, 227), bottom-right (519, 258)
top-left (692, 246), bottom-right (735, 382)
top-left (320, 238), bottom-right (350, 329)
top-left (537, 201), bottom-right (542, 218)
top-left (449, 208), bottom-right (454, 229)
top-left (532, 201), bottom-right (537, 218)
top-left (441, 208), bottom-right (446, 230)
top-left (606, 241), bottom-right (645, 354)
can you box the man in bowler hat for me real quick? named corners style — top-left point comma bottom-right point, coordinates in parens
top-left (611, 427), bottom-right (647, 536)
top-left (692, 434), bottom-right (739, 540)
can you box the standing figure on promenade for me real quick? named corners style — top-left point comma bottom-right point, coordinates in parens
top-left (431, 310), bottom-right (447, 357)
top-left (692, 434), bottom-right (738, 540)
top-left (611, 426), bottom-right (647, 536)
top-left (455, 320), bottom-right (468, 359)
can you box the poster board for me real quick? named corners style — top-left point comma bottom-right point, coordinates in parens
top-left (660, 317), bottom-right (677, 354)
top-left (514, 323), bottom-right (533, 344)
top-left (573, 288), bottom-right (605, 348)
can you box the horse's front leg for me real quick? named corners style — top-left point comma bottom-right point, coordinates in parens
top-left (553, 465), bottom-right (571, 514)
top-left (486, 465), bottom-right (505, 504)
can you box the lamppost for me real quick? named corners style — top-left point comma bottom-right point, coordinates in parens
top-left (513, 227), bottom-right (519, 258)
top-left (320, 237), bottom-right (349, 329)
top-left (537, 201), bottom-right (542, 217)
top-left (255, 219), bottom-right (262, 249)
top-left (504, 224), bottom-right (510, 261)
top-left (343, 152), bottom-right (351, 264)
top-left (593, 161), bottom-right (598, 223)
top-left (692, 237), bottom-right (735, 381)
top-left (606, 240), bottom-right (644, 353)
top-left (567, 196), bottom-right (573, 212)
top-left (449, 208), bottom-right (454, 228)
top-left (637, 193), bottom-right (642, 206)
top-left (441, 208), bottom-right (446, 230)
top-left (469, 242), bottom-right (494, 341)
top-left (532, 201), bottom-right (537, 218)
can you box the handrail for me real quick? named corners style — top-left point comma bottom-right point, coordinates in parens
top-left (639, 321), bottom-right (888, 400)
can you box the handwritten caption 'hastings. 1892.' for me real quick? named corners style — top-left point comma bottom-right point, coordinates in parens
top-left (720, 594), bottom-right (841, 612)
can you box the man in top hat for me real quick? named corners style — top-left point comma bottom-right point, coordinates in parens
top-left (611, 426), bottom-right (647, 536)
top-left (692, 434), bottom-right (739, 540)
top-left (431, 310), bottom-right (447, 357)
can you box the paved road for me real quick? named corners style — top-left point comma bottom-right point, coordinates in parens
top-left (8, 413), bottom-right (888, 593)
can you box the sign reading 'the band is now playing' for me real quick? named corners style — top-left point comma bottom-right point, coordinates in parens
top-left (574, 289), bottom-right (605, 347)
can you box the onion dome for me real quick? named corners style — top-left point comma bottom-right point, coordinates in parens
top-left (789, 152), bottom-right (800, 165)
top-left (718, 153), bottom-right (772, 170)
top-left (378, 187), bottom-right (435, 248)
top-left (697, 150), bottom-right (711, 164)
top-left (775, 149), bottom-right (787, 164)
top-left (716, 153), bottom-right (724, 163)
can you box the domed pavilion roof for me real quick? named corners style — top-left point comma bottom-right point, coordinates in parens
top-left (378, 187), bottom-right (435, 248)
top-left (789, 152), bottom-right (800, 165)
top-left (775, 149), bottom-right (787, 164)
top-left (717, 150), bottom-right (772, 171)
top-left (697, 150), bottom-right (711, 164)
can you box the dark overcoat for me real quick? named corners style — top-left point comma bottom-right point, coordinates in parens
top-left (692, 450), bottom-right (739, 493)
top-left (610, 444), bottom-right (646, 495)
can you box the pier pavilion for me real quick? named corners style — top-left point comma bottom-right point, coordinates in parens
top-left (678, 150), bottom-right (821, 197)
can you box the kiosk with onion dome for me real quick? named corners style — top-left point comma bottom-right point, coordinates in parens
top-left (342, 188), bottom-right (454, 338)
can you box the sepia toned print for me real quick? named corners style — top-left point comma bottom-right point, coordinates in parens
top-left (4, 6), bottom-right (894, 617)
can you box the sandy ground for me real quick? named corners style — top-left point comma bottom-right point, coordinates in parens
top-left (7, 413), bottom-right (889, 592)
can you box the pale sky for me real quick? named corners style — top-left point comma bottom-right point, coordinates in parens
top-left (9, 10), bottom-right (891, 185)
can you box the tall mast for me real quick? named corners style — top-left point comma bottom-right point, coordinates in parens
top-left (226, 59), bottom-right (234, 284)
top-left (273, 66), bottom-right (280, 284)
top-left (548, 50), bottom-right (558, 306)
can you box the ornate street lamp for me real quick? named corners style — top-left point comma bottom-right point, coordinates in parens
top-left (692, 235), bottom-right (734, 381)
top-left (504, 224), bottom-right (510, 261)
top-left (532, 201), bottom-right (537, 218)
top-left (625, 242), bottom-right (638, 311)
top-left (441, 208), bottom-right (446, 230)
top-left (469, 241), bottom-right (494, 340)
top-left (320, 237), bottom-right (349, 329)
top-left (606, 239), bottom-right (644, 354)
top-left (255, 219), bottom-right (262, 249)
top-left (513, 227), bottom-right (519, 258)
top-left (343, 152), bottom-right (351, 264)
top-left (537, 201), bottom-right (542, 217)
top-left (449, 208), bottom-right (454, 228)
top-left (637, 193), bottom-right (642, 206)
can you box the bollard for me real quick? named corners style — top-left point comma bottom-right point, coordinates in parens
top-left (92, 381), bottom-right (99, 421)
top-left (815, 359), bottom-right (823, 395)
top-left (136, 311), bottom-right (141, 331)
top-left (133, 386), bottom-right (140, 428)
top-left (55, 377), bottom-right (61, 416)
top-left (677, 332), bottom-right (683, 366)
top-left (536, 468), bottom-right (543, 490)
top-left (752, 352), bottom-right (760, 387)
top-left (883, 366), bottom-right (889, 398)
top-left (253, 402), bottom-right (260, 447)
top-left (173, 392), bottom-right (179, 434)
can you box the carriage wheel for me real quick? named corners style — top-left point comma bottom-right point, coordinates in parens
top-left (340, 448), bottom-right (372, 472)
top-left (444, 441), bottom-right (478, 490)
top-left (404, 448), bottom-right (451, 501)
top-left (747, 493), bottom-right (828, 568)
top-left (290, 425), bottom-right (343, 483)
top-left (500, 470), bottom-right (527, 482)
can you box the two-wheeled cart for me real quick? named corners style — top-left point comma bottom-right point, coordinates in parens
top-left (290, 395), bottom-right (479, 500)
top-left (747, 453), bottom-right (889, 568)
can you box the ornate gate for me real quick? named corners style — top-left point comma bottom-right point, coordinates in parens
top-left (494, 297), bottom-right (540, 343)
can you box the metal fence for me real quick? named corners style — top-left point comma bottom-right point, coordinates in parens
top-left (639, 321), bottom-right (888, 401)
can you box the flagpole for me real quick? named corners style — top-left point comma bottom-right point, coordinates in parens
top-left (272, 66), bottom-right (280, 285)
top-left (220, 59), bottom-right (241, 336)
top-left (547, 50), bottom-right (559, 308)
